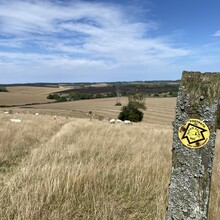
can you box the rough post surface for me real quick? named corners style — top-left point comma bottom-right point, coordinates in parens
top-left (167, 71), bottom-right (220, 220)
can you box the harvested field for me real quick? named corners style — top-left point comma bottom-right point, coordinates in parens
top-left (0, 86), bottom-right (65, 106)
top-left (0, 85), bottom-right (176, 125)
top-left (6, 86), bottom-right (63, 94)
top-left (24, 97), bottom-right (176, 125)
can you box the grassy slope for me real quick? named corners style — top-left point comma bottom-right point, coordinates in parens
top-left (0, 114), bottom-right (219, 219)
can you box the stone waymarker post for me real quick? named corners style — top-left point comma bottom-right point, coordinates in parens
top-left (167, 71), bottom-right (220, 220)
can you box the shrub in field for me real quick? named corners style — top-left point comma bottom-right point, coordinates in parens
top-left (118, 94), bottom-right (146, 122)
top-left (47, 93), bottom-right (60, 100)
top-left (153, 93), bottom-right (159, 97)
top-left (118, 105), bottom-right (143, 122)
top-left (47, 94), bottom-right (67, 102)
top-left (115, 102), bottom-right (122, 106)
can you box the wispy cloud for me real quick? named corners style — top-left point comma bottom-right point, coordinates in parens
top-left (212, 30), bottom-right (220, 37)
top-left (0, 0), bottom-right (190, 82)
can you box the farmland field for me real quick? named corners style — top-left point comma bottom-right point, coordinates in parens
top-left (0, 86), bottom-right (176, 126)
top-left (8, 97), bottom-right (176, 125)
top-left (0, 86), bottom-right (65, 106)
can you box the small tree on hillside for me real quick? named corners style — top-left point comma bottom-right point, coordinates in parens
top-left (118, 94), bottom-right (146, 122)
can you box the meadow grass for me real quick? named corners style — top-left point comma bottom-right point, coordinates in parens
top-left (0, 114), bottom-right (219, 219)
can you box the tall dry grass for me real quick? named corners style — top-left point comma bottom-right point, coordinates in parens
top-left (0, 114), bottom-right (219, 219)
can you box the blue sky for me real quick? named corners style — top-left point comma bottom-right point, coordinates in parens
top-left (0, 0), bottom-right (220, 83)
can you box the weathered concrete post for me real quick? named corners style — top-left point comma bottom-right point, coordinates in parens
top-left (167, 71), bottom-right (220, 219)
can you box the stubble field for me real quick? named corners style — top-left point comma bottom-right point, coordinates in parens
top-left (10, 97), bottom-right (176, 125)
top-left (0, 86), bottom-right (65, 106)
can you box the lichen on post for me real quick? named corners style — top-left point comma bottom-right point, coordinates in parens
top-left (167, 71), bottom-right (220, 220)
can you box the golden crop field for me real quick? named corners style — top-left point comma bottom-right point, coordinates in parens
top-left (0, 113), bottom-right (219, 219)
top-left (22, 97), bottom-right (176, 125)
top-left (0, 86), bottom-right (65, 106)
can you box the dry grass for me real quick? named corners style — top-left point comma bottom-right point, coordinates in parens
top-left (0, 113), bottom-right (219, 219)
top-left (0, 114), bottom-right (171, 219)
top-left (209, 132), bottom-right (220, 219)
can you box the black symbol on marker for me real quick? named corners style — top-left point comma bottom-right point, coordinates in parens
top-left (182, 123), bottom-right (207, 144)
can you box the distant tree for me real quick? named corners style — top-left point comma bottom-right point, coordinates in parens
top-left (106, 92), bottom-right (115, 97)
top-left (169, 91), bottom-right (178, 97)
top-left (0, 87), bottom-right (8, 92)
top-left (118, 94), bottom-right (146, 122)
top-left (47, 93), bottom-right (67, 102)
top-left (57, 96), bottom-right (67, 102)
top-left (127, 94), bottom-right (146, 110)
top-left (69, 92), bottom-right (81, 100)
top-left (115, 102), bottom-right (122, 106)
top-left (94, 93), bottom-right (105, 99)
top-left (47, 94), bottom-right (56, 99)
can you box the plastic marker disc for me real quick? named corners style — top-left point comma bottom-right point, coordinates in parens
top-left (178, 118), bottom-right (210, 149)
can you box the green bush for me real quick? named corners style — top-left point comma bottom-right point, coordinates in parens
top-left (47, 93), bottom-right (67, 102)
top-left (115, 102), bottom-right (122, 106)
top-left (118, 94), bottom-right (146, 122)
top-left (118, 105), bottom-right (143, 122)
top-left (47, 94), bottom-right (56, 99)
top-left (94, 93), bottom-right (105, 99)
top-left (57, 96), bottom-right (67, 102)
top-left (169, 91), bottom-right (178, 97)
top-left (69, 92), bottom-right (93, 100)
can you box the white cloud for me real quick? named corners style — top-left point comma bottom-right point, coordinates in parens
top-left (212, 30), bottom-right (220, 37)
top-left (0, 0), bottom-right (191, 82)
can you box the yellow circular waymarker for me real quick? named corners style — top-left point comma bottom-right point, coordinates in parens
top-left (178, 118), bottom-right (210, 149)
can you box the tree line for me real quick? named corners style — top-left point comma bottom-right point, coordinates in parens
top-left (47, 92), bottom-right (116, 102)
